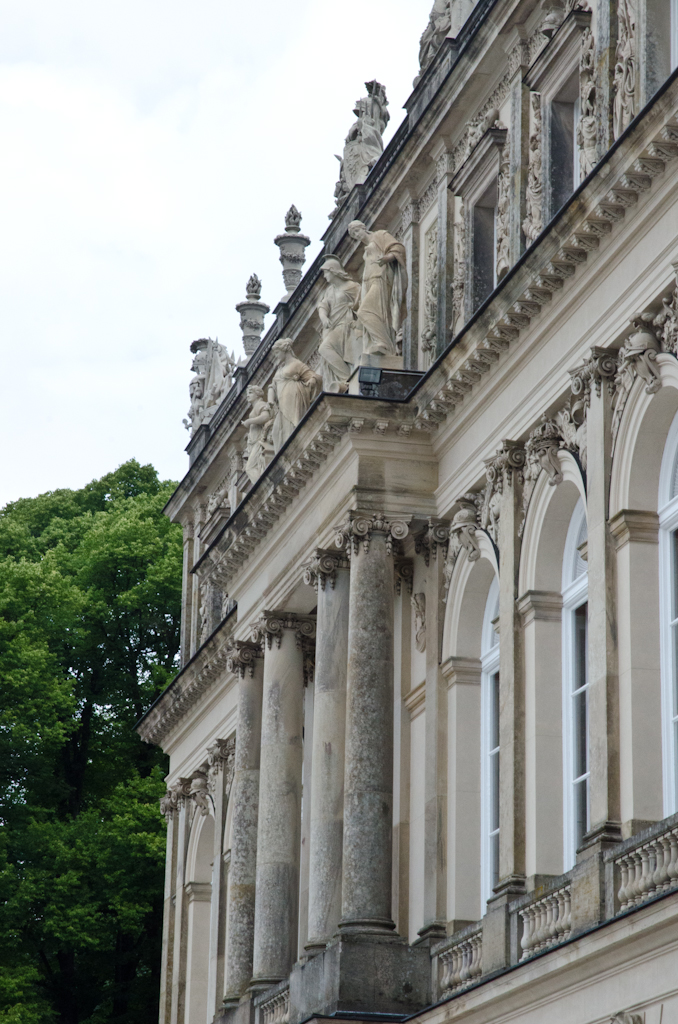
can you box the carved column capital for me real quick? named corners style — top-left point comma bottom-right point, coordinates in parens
top-left (227, 638), bottom-right (263, 677)
top-left (334, 511), bottom-right (410, 557)
top-left (394, 558), bottom-right (414, 595)
top-left (251, 612), bottom-right (316, 649)
top-left (302, 550), bottom-right (348, 590)
top-left (570, 346), bottom-right (619, 404)
top-left (484, 439), bottom-right (526, 488)
top-left (414, 517), bottom-right (450, 565)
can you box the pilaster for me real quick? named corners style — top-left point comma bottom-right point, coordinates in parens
top-left (206, 736), bottom-right (236, 1020)
top-left (485, 442), bottom-right (527, 904)
top-left (571, 348), bottom-right (622, 851)
top-left (180, 519), bottom-right (195, 667)
top-left (400, 196), bottom-right (421, 371)
top-left (432, 143), bottom-right (455, 358)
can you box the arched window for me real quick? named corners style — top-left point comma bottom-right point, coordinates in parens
top-left (480, 577), bottom-right (500, 905)
top-left (658, 408), bottom-right (678, 815)
top-left (562, 498), bottom-right (589, 869)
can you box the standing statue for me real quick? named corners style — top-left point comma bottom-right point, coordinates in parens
top-left (317, 256), bottom-right (361, 391)
top-left (332, 82), bottom-right (389, 216)
top-left (347, 220), bottom-right (408, 358)
top-left (241, 385), bottom-right (275, 483)
top-left (268, 339), bottom-right (323, 452)
top-left (417, 0), bottom-right (451, 77)
top-left (183, 376), bottom-right (205, 435)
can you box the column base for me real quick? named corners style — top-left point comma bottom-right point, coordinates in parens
top-left (288, 932), bottom-right (429, 1024)
top-left (215, 992), bottom-right (255, 1024)
top-left (337, 916), bottom-right (396, 934)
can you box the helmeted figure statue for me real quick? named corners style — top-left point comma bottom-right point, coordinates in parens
top-left (418, 0), bottom-right (451, 74)
top-left (268, 339), bottom-right (322, 452)
top-left (347, 220), bottom-right (408, 357)
top-left (317, 256), bottom-right (361, 391)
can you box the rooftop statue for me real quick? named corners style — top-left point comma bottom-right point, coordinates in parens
top-left (183, 337), bottom-right (236, 435)
top-left (241, 385), bottom-right (275, 483)
top-left (416, 0), bottom-right (451, 78)
top-left (317, 255), bottom-right (361, 392)
top-left (347, 220), bottom-right (408, 358)
top-left (268, 338), bottom-right (322, 451)
top-left (331, 81), bottom-right (389, 217)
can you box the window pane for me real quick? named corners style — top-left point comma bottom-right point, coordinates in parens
top-left (490, 831), bottom-right (499, 892)
top-left (490, 749), bottom-right (500, 833)
top-left (490, 671), bottom-right (500, 751)
top-left (574, 777), bottom-right (588, 850)
top-left (574, 603), bottom-right (588, 692)
top-left (573, 690), bottom-right (588, 780)
top-left (673, 531), bottom-right (678, 618)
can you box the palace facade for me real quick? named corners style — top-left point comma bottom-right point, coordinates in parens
top-left (137, 2), bottom-right (678, 1023)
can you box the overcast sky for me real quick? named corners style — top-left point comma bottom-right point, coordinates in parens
top-left (0, 0), bottom-right (434, 506)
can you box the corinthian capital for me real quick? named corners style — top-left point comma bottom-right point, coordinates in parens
top-left (414, 517), bottom-right (450, 565)
top-left (207, 736), bottom-right (236, 794)
top-left (334, 510), bottom-right (410, 556)
top-left (226, 639), bottom-right (262, 678)
top-left (251, 612), bottom-right (316, 649)
top-left (302, 550), bottom-right (348, 590)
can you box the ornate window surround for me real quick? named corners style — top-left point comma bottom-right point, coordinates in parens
top-left (451, 127), bottom-right (508, 318)
top-left (561, 497), bottom-right (589, 869)
top-left (525, 10), bottom-right (592, 223)
top-left (480, 575), bottom-right (500, 907)
top-left (658, 406), bottom-right (678, 815)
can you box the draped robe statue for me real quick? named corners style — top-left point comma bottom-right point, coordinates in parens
top-left (317, 256), bottom-right (361, 391)
top-left (268, 338), bottom-right (322, 451)
top-left (347, 220), bottom-right (408, 358)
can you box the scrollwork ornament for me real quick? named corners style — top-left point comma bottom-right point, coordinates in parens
top-left (207, 736), bottom-right (236, 795)
top-left (334, 511), bottom-right (410, 556)
top-left (302, 552), bottom-right (342, 590)
top-left (226, 639), bottom-right (262, 678)
top-left (394, 559), bottom-right (414, 595)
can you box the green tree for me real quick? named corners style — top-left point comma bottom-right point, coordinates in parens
top-left (0, 461), bottom-right (182, 1024)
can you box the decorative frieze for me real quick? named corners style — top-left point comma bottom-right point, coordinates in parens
top-left (412, 592), bottom-right (427, 652)
top-left (451, 202), bottom-right (466, 333)
top-left (422, 221), bottom-right (439, 366)
top-left (495, 140), bottom-right (511, 281)
top-left (577, 27), bottom-right (597, 178)
top-left (334, 511), bottom-right (410, 556)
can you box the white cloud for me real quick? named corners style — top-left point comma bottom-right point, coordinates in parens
top-left (0, 0), bottom-right (433, 504)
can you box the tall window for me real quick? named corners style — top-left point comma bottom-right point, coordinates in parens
top-left (481, 577), bottom-right (500, 905)
top-left (562, 498), bottom-right (589, 868)
top-left (658, 409), bottom-right (678, 814)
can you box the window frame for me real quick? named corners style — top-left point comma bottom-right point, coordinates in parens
top-left (658, 408), bottom-right (678, 815)
top-left (562, 498), bottom-right (589, 869)
top-left (480, 576), bottom-right (500, 907)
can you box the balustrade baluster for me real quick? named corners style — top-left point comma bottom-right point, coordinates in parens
top-left (520, 906), bottom-right (534, 959)
top-left (617, 855), bottom-right (631, 910)
top-left (561, 888), bottom-right (571, 938)
top-left (667, 831), bottom-right (678, 890)
top-left (637, 845), bottom-right (654, 903)
top-left (653, 837), bottom-right (670, 894)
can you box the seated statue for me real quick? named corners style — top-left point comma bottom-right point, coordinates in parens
top-left (268, 339), bottom-right (322, 452)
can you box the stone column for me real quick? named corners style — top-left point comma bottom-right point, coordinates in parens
top-left (303, 552), bottom-right (350, 951)
top-left (572, 350), bottom-right (621, 843)
top-left (206, 737), bottom-right (236, 1017)
top-left (223, 641), bottom-right (264, 1003)
top-left (335, 512), bottom-right (409, 933)
top-left (250, 614), bottom-right (315, 985)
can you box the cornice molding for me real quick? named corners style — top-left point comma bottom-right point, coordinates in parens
top-left (517, 589), bottom-right (563, 624)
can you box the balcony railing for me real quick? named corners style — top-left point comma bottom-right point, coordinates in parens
top-left (518, 883), bottom-right (572, 959)
top-left (614, 822), bottom-right (678, 912)
top-left (436, 925), bottom-right (483, 995)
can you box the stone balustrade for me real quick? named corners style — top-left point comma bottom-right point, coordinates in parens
top-left (519, 884), bottom-right (572, 960)
top-left (615, 825), bottom-right (678, 912)
top-left (438, 928), bottom-right (483, 994)
top-left (256, 983), bottom-right (289, 1024)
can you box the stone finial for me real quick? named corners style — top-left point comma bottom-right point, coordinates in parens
top-left (246, 273), bottom-right (262, 300)
top-left (274, 207), bottom-right (311, 298)
top-left (284, 205), bottom-right (302, 233)
top-left (236, 276), bottom-right (270, 358)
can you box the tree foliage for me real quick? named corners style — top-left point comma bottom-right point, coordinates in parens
top-left (0, 461), bottom-right (182, 1024)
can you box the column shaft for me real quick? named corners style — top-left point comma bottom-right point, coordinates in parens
top-left (224, 650), bottom-right (264, 999)
top-left (307, 563), bottom-right (349, 948)
top-left (340, 530), bottom-right (396, 932)
top-left (252, 618), bottom-right (308, 982)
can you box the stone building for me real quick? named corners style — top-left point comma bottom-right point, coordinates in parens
top-left (137, 1), bottom-right (678, 1022)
